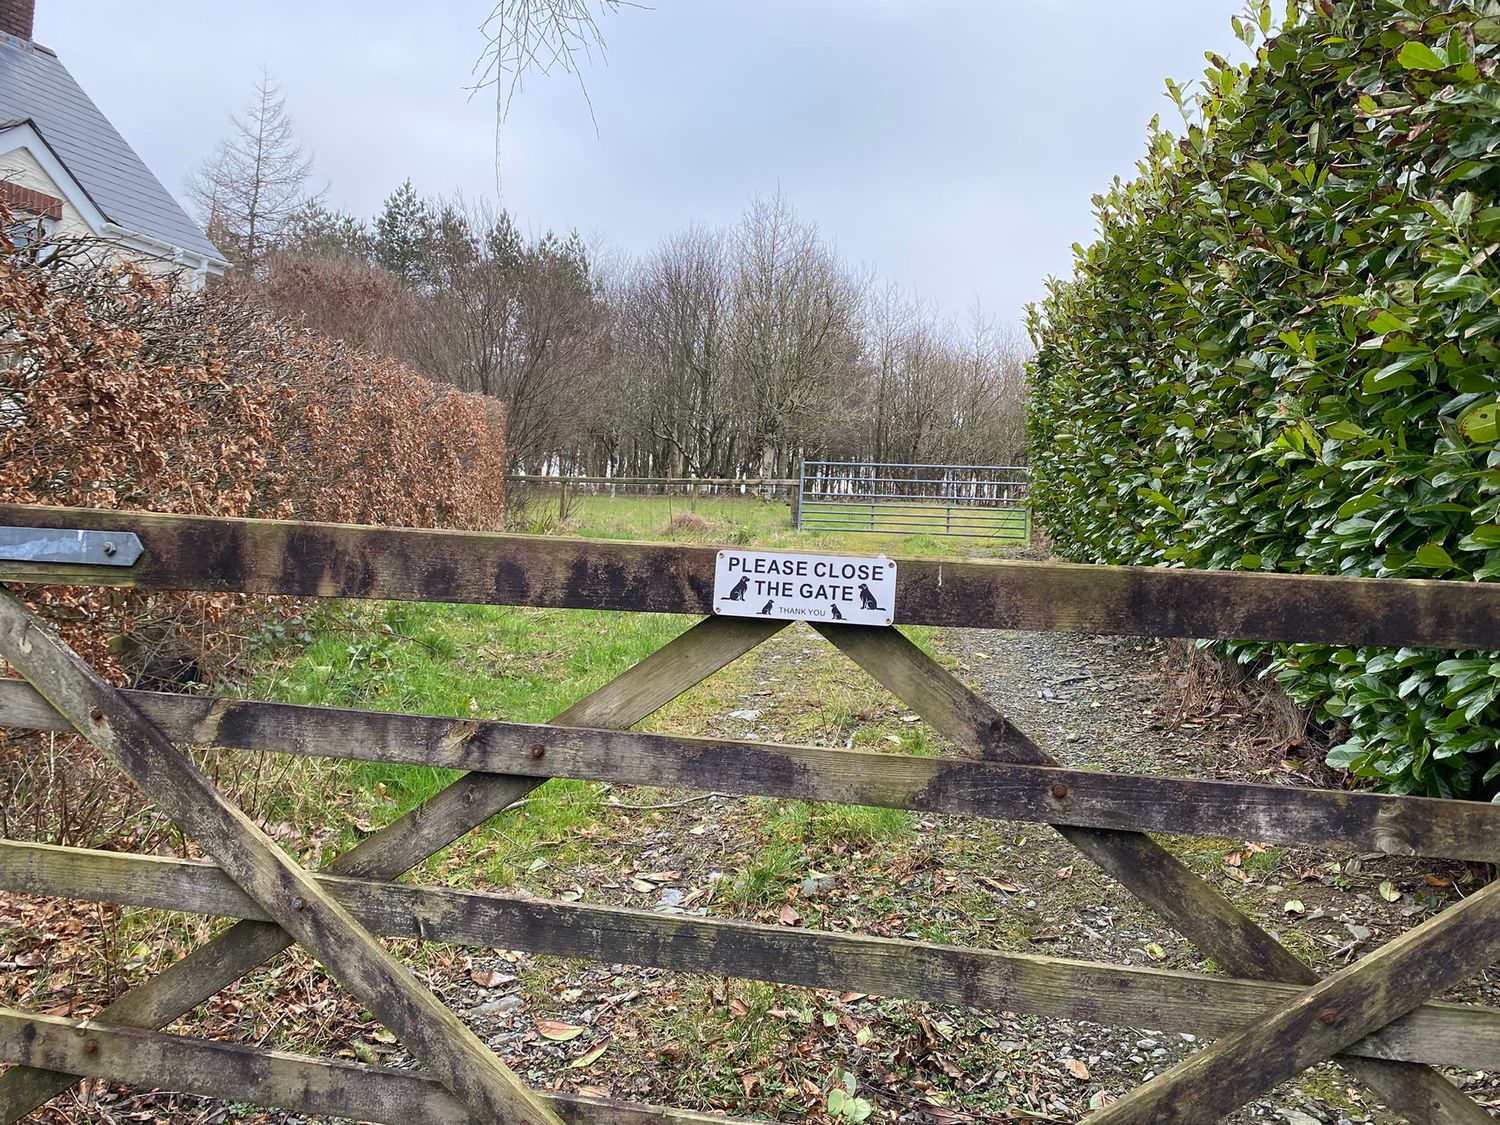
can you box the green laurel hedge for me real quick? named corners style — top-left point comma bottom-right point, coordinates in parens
top-left (1026, 0), bottom-right (1500, 798)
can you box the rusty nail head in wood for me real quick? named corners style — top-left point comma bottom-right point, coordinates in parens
top-left (528, 743), bottom-right (546, 760)
top-left (1318, 1007), bottom-right (1338, 1026)
top-left (1050, 783), bottom-right (1068, 799)
top-left (89, 707), bottom-right (104, 723)
top-left (83, 1038), bottom-right (98, 1054)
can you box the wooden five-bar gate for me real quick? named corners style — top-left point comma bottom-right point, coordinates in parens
top-left (2, 504), bottom-right (1500, 1123)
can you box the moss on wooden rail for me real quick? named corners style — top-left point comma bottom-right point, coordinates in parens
top-left (2, 503), bottom-right (1499, 647)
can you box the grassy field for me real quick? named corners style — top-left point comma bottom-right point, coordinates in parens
top-left (516, 488), bottom-right (1028, 557)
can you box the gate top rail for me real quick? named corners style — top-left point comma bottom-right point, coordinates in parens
top-left (1, 504), bottom-right (1498, 649)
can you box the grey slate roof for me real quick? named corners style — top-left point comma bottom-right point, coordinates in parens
top-left (0, 35), bottom-right (224, 262)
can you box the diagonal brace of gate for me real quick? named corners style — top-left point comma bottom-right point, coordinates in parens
top-left (1086, 875), bottom-right (1500, 1122)
top-left (813, 624), bottom-right (1493, 1125)
top-left (0, 595), bottom-right (783, 1123)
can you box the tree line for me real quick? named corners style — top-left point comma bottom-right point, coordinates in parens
top-left (191, 75), bottom-right (1029, 476)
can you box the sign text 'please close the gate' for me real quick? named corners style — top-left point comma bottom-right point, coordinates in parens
top-left (713, 549), bottom-right (896, 626)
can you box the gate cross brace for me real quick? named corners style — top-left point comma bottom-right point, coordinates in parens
top-left (0, 598), bottom-right (785, 1124)
top-left (812, 624), bottom-right (1493, 1125)
top-left (1089, 875), bottom-right (1500, 1122)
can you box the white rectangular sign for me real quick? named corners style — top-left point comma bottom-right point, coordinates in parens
top-left (713, 549), bottom-right (897, 626)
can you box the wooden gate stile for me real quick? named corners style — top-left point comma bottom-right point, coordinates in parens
top-left (2, 505), bottom-right (1500, 1123)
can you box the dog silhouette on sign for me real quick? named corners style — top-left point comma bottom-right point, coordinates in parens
top-left (858, 583), bottom-right (881, 611)
top-left (727, 575), bottom-right (749, 601)
top-left (830, 603), bottom-right (844, 621)
top-left (759, 599), bottom-right (774, 615)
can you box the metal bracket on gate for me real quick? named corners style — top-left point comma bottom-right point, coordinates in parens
top-left (0, 527), bottom-right (143, 567)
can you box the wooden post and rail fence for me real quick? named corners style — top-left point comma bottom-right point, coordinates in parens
top-left (0, 503), bottom-right (1499, 1122)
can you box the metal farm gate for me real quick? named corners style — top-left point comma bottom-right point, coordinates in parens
top-left (4, 504), bottom-right (1500, 1123)
top-left (796, 461), bottom-right (1031, 541)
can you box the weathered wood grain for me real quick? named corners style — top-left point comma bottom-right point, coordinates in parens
top-left (1086, 879), bottom-right (1500, 1124)
top-left (5, 839), bottom-right (1499, 1070)
top-left (4, 680), bottom-right (1496, 860)
top-left (0, 588), bottom-right (564, 1125)
top-left (815, 625), bottom-right (1487, 1125)
top-left (0, 1007), bottom-right (750, 1125)
top-left (0, 615), bottom-right (776, 1122)
top-left (3, 503), bottom-right (1498, 647)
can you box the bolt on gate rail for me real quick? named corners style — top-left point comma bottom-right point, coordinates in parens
top-left (796, 460), bottom-right (1031, 541)
top-left (2, 504), bottom-right (1500, 1123)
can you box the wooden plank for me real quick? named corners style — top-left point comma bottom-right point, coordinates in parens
top-left (2, 503), bottom-right (1498, 647)
top-left (0, 615), bottom-right (777, 1122)
top-left (1087, 879), bottom-right (1500, 1124)
top-left (0, 1007), bottom-right (750, 1125)
top-left (5, 839), bottom-right (1499, 1070)
top-left (815, 625), bottom-right (1489, 1125)
top-left (5, 679), bottom-right (1498, 860)
top-left (0, 587), bottom-right (563, 1125)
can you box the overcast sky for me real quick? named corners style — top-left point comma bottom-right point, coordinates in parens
top-left (35, 1), bottom-right (1246, 325)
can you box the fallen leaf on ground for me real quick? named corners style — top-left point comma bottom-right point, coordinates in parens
top-left (537, 1020), bottom-right (586, 1042)
top-left (470, 969), bottom-right (515, 989)
top-left (1379, 880), bottom-right (1402, 902)
top-left (1064, 1058), bottom-right (1091, 1080)
top-left (570, 1040), bottom-right (610, 1068)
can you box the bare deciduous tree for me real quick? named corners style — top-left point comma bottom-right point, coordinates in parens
top-left (729, 192), bottom-right (863, 478)
top-left (188, 71), bottom-right (322, 270)
top-left (614, 225), bottom-right (736, 477)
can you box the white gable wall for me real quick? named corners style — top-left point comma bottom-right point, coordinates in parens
top-left (0, 125), bottom-right (219, 288)
top-left (0, 143), bottom-right (93, 239)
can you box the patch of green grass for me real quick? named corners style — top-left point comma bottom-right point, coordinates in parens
top-left (1242, 845), bottom-right (1286, 877)
top-left (250, 600), bottom-right (692, 829)
top-left (651, 977), bottom-right (788, 1107)
top-left (721, 835), bottom-right (804, 911)
top-left (719, 797), bottom-right (914, 913)
top-left (534, 492), bottom-right (1025, 558)
top-left (765, 799), bottom-right (912, 851)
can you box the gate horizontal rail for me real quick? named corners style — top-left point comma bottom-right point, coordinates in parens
top-left (3, 840), bottom-right (1496, 1070)
top-left (4, 680), bottom-right (1496, 860)
top-left (2, 504), bottom-right (1499, 1124)
top-left (0, 1007), bottom-right (735, 1125)
top-left (3, 505), bottom-right (1499, 649)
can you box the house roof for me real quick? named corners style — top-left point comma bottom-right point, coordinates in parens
top-left (0, 35), bottom-right (224, 263)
